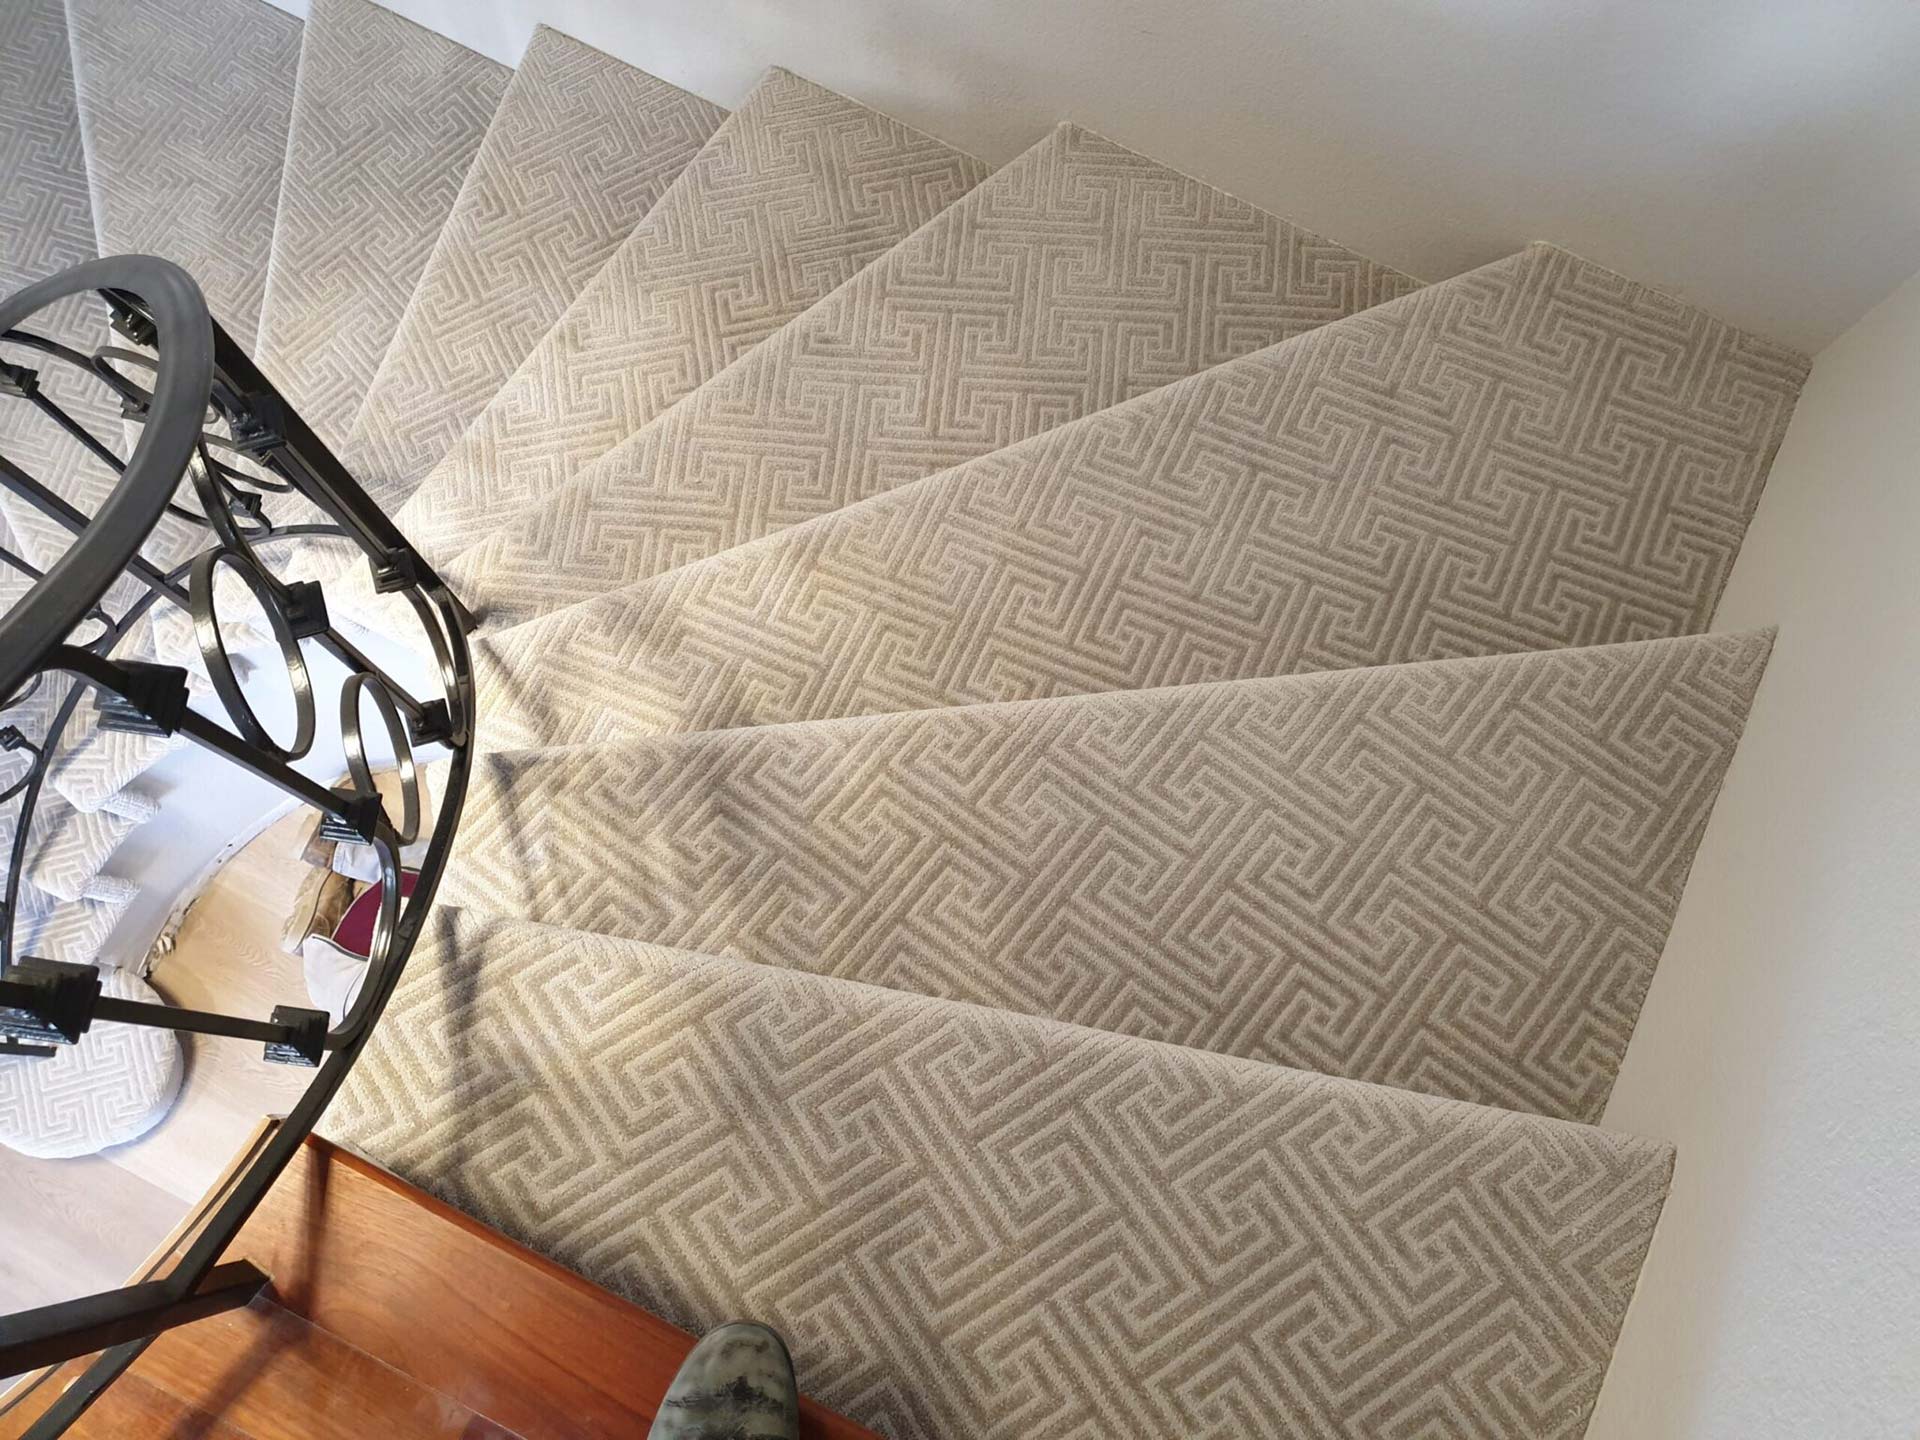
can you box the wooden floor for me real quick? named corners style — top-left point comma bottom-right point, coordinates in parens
top-left (1, 1127), bottom-right (880, 1440)
top-left (2, 804), bottom-right (318, 1316)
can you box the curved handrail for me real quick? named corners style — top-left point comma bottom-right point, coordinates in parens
top-left (0, 257), bottom-right (478, 1434)
top-left (0, 256), bottom-right (211, 704)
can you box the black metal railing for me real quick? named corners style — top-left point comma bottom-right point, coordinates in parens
top-left (0, 256), bottom-right (476, 1433)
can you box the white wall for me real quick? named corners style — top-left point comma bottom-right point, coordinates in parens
top-left (263, 0), bottom-right (1920, 354)
top-left (1590, 267), bottom-right (1920, 1436)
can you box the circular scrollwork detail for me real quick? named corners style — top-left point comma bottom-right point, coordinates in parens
top-left (362, 847), bottom-right (403, 977)
top-left (341, 671), bottom-right (420, 847)
top-left (189, 547), bottom-right (316, 760)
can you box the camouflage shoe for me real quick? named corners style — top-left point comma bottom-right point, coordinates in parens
top-left (647, 1321), bottom-right (801, 1440)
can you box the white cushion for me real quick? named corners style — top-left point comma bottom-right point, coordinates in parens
top-left (0, 968), bottom-right (183, 1158)
top-left (302, 934), bottom-right (368, 1027)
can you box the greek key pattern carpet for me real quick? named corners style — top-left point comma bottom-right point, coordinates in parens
top-left (327, 910), bottom-right (1674, 1440)
top-left (65, 0), bottom-right (301, 341)
top-left (339, 26), bottom-right (725, 511)
top-left (0, 0), bottom-right (114, 578)
top-left (0, 788), bottom-right (142, 903)
top-left (1, 7), bottom-right (1814, 1425)
top-left (0, 967), bottom-right (181, 1159)
top-left (473, 243), bottom-right (1807, 750)
top-left (255, 0), bottom-right (509, 448)
top-left (446, 121), bottom-right (1421, 623)
top-left (387, 67), bottom-right (991, 569)
top-left (440, 631), bottom-right (1769, 1123)
top-left (12, 883), bottom-right (136, 966)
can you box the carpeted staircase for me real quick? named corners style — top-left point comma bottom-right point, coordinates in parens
top-left (0, 0), bottom-right (1813, 1433)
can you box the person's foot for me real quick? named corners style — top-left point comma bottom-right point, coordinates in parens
top-left (646, 1321), bottom-right (801, 1440)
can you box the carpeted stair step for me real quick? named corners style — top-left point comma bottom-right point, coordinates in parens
top-left (470, 243), bottom-right (1808, 751)
top-left (327, 909), bottom-right (1674, 1440)
top-left (0, 0), bottom-right (123, 580)
top-left (1, 0), bottom-right (243, 631)
top-left (11, 883), bottom-right (137, 965)
top-left (0, 786), bottom-right (148, 903)
top-left (382, 66), bottom-right (993, 570)
top-left (0, 0), bottom-right (95, 308)
top-left (255, 0), bottom-right (510, 448)
top-left (436, 120), bottom-right (1420, 625)
top-left (437, 631), bottom-right (1769, 1124)
top-left (338, 26), bottom-right (725, 511)
top-left (66, 0), bottom-right (301, 340)
top-left (0, 658), bottom-right (182, 816)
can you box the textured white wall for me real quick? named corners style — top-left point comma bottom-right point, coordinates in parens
top-left (262, 0), bottom-right (1920, 353)
top-left (1589, 265), bottom-right (1920, 1436)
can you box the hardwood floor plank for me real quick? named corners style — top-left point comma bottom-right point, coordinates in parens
top-left (137, 1297), bottom-right (513, 1440)
top-left (227, 1136), bottom-right (877, 1439)
top-left (109, 808), bottom-right (317, 1205)
top-left (0, 1147), bottom-right (183, 1314)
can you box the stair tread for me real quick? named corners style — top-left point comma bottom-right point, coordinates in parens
top-left (65, 0), bottom-right (301, 341)
top-left (442, 631), bottom-right (1769, 1124)
top-left (469, 243), bottom-right (1808, 752)
top-left (387, 66), bottom-right (993, 569)
top-left (0, 784), bottom-right (143, 903)
top-left (0, 0), bottom-right (125, 577)
top-left (339, 25), bottom-right (726, 512)
top-left (442, 120), bottom-right (1419, 624)
top-left (0, 0), bottom-right (95, 309)
top-left (256, 0), bottom-right (510, 448)
top-left (328, 907), bottom-right (1673, 1440)
top-left (13, 880), bottom-right (137, 965)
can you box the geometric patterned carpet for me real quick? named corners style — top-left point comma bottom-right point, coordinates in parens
top-left (386, 66), bottom-right (993, 567)
top-left (255, 0), bottom-right (510, 448)
top-left (436, 631), bottom-right (1771, 1124)
top-left (1, 0), bottom-right (1812, 1430)
top-left (0, 968), bottom-right (181, 1159)
top-left (331, 909), bottom-right (1677, 1440)
top-left (442, 121), bottom-right (1426, 623)
top-left (467, 246), bottom-right (1807, 751)
top-left (335, 24), bottom-right (725, 511)
top-left (65, 0), bottom-right (301, 340)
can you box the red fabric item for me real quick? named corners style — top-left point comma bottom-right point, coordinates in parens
top-left (332, 870), bottom-right (419, 957)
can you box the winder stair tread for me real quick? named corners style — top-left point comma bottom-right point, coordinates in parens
top-left (256, 0), bottom-right (510, 448)
top-left (338, 24), bottom-right (725, 511)
top-left (325, 907), bottom-right (1676, 1440)
top-left (465, 242), bottom-right (1807, 752)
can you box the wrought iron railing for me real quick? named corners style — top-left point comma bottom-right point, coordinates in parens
top-left (0, 256), bottom-right (475, 1432)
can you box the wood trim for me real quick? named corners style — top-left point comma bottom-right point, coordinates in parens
top-left (224, 1134), bottom-right (879, 1440)
top-left (4, 1127), bottom-right (879, 1440)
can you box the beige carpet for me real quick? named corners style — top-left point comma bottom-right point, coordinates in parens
top-left (255, 0), bottom-right (509, 448)
top-left (384, 66), bottom-right (992, 569)
top-left (338, 26), bottom-right (725, 510)
top-left (65, 0), bottom-right (300, 341)
top-left (472, 243), bottom-right (1807, 752)
top-left (6, 9), bottom-right (1808, 1429)
top-left (438, 630), bottom-right (1769, 1124)
top-left (327, 909), bottom-right (1674, 1440)
top-left (442, 120), bottom-right (1421, 625)
top-left (0, 0), bottom-right (206, 581)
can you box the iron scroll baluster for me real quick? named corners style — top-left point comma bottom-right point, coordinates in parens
top-left (0, 256), bottom-right (477, 1431)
